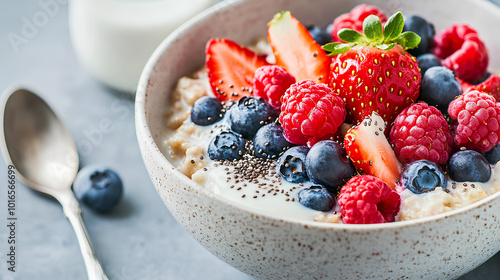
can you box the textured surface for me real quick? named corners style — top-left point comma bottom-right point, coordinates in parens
top-left (0, 1), bottom-right (499, 280)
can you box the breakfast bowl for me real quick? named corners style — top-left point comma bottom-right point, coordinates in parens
top-left (135, 0), bottom-right (500, 279)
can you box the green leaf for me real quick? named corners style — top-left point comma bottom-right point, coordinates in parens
top-left (383, 12), bottom-right (404, 41)
top-left (338, 28), bottom-right (365, 43)
top-left (363, 15), bottom-right (383, 42)
top-left (377, 43), bottom-right (396, 50)
top-left (322, 42), bottom-right (356, 56)
top-left (394, 31), bottom-right (421, 49)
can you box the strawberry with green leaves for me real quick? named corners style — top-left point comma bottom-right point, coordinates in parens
top-left (324, 12), bottom-right (421, 127)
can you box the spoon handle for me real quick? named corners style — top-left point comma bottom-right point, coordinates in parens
top-left (60, 192), bottom-right (109, 280)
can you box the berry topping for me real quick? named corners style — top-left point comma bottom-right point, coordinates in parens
top-left (483, 143), bottom-right (500, 165)
top-left (403, 15), bottom-right (435, 56)
top-left (191, 96), bottom-right (223, 126)
top-left (448, 150), bottom-right (491, 183)
top-left (416, 53), bottom-right (442, 76)
top-left (419, 66), bottom-right (462, 114)
top-left (330, 5), bottom-right (387, 42)
top-left (390, 102), bottom-right (452, 165)
top-left (432, 24), bottom-right (488, 83)
top-left (447, 91), bottom-right (500, 152)
top-left (73, 165), bottom-right (123, 212)
top-left (229, 96), bottom-right (277, 139)
top-left (325, 12), bottom-right (421, 126)
top-left (466, 74), bottom-right (500, 101)
top-left (206, 38), bottom-right (269, 102)
top-left (268, 11), bottom-right (330, 83)
top-left (306, 25), bottom-right (332, 45)
top-left (298, 186), bottom-right (335, 211)
top-left (305, 140), bottom-right (355, 192)
top-left (338, 175), bottom-right (401, 224)
top-left (279, 79), bottom-right (346, 147)
top-left (208, 131), bottom-right (247, 161)
top-left (253, 123), bottom-right (293, 159)
top-left (253, 65), bottom-right (296, 110)
top-left (344, 113), bottom-right (403, 189)
top-left (277, 146), bottom-right (309, 183)
top-left (400, 160), bottom-right (447, 194)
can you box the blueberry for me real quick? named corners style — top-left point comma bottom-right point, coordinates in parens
top-left (305, 140), bottom-right (355, 192)
top-left (73, 165), bottom-right (123, 212)
top-left (472, 72), bottom-right (491, 85)
top-left (191, 96), bottom-right (223, 126)
top-left (277, 146), bottom-right (309, 183)
top-left (229, 96), bottom-right (276, 139)
top-left (404, 15), bottom-right (435, 56)
top-left (208, 130), bottom-right (246, 161)
top-left (253, 123), bottom-right (293, 159)
top-left (483, 144), bottom-right (500, 165)
top-left (448, 150), bottom-right (491, 182)
top-left (306, 25), bottom-right (331, 45)
top-left (420, 66), bottom-right (462, 113)
top-left (417, 54), bottom-right (442, 76)
top-left (298, 186), bottom-right (335, 211)
top-left (401, 160), bottom-right (447, 194)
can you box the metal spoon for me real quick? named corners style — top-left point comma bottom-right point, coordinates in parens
top-left (0, 87), bottom-right (108, 280)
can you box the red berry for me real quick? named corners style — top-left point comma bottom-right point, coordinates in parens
top-left (338, 175), bottom-right (401, 224)
top-left (279, 80), bottom-right (346, 147)
top-left (448, 91), bottom-right (500, 152)
top-left (466, 74), bottom-right (500, 102)
top-left (390, 102), bottom-right (452, 165)
top-left (331, 5), bottom-right (387, 42)
top-left (432, 24), bottom-right (488, 83)
top-left (253, 65), bottom-right (296, 110)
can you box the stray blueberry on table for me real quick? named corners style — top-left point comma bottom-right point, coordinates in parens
top-left (73, 165), bottom-right (123, 212)
top-left (298, 186), bottom-right (335, 211)
top-left (400, 160), bottom-right (447, 194)
top-left (208, 130), bottom-right (246, 161)
top-left (229, 96), bottom-right (277, 139)
top-left (306, 140), bottom-right (355, 193)
top-left (277, 146), bottom-right (310, 183)
top-left (191, 96), bottom-right (223, 126)
top-left (448, 150), bottom-right (491, 182)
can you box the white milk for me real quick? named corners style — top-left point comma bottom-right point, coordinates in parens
top-left (69, 0), bottom-right (215, 93)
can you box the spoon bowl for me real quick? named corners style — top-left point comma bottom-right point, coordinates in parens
top-left (0, 86), bottom-right (108, 280)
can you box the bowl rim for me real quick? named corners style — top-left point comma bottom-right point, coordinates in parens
top-left (136, 0), bottom-right (500, 231)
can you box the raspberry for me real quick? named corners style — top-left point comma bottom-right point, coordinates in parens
top-left (448, 91), bottom-right (500, 152)
top-left (279, 80), bottom-right (346, 147)
top-left (331, 5), bottom-right (387, 42)
top-left (467, 74), bottom-right (500, 102)
top-left (253, 65), bottom-right (296, 110)
top-left (390, 102), bottom-right (452, 165)
top-left (432, 24), bottom-right (488, 83)
top-left (338, 175), bottom-right (401, 224)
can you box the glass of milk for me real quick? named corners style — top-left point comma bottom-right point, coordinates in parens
top-left (69, 0), bottom-right (216, 93)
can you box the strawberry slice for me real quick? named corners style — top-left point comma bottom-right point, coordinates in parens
top-left (206, 38), bottom-right (269, 102)
top-left (344, 113), bottom-right (403, 189)
top-left (268, 11), bottom-right (330, 84)
top-left (466, 74), bottom-right (500, 101)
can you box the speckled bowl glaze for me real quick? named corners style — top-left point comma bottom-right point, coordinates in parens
top-left (136, 0), bottom-right (500, 279)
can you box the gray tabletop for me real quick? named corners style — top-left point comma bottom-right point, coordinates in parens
top-left (0, 1), bottom-right (499, 280)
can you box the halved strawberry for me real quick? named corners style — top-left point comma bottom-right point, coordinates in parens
top-left (344, 113), bottom-right (403, 189)
top-left (267, 11), bottom-right (330, 84)
top-left (466, 74), bottom-right (500, 101)
top-left (206, 38), bottom-right (269, 102)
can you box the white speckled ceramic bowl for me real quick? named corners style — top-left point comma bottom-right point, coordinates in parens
top-left (136, 0), bottom-right (500, 278)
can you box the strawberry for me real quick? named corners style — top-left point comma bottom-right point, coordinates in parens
top-left (267, 11), bottom-right (330, 84)
top-left (344, 113), bottom-right (403, 189)
top-left (324, 12), bottom-right (421, 127)
top-left (466, 74), bottom-right (500, 101)
top-left (205, 38), bottom-right (269, 102)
